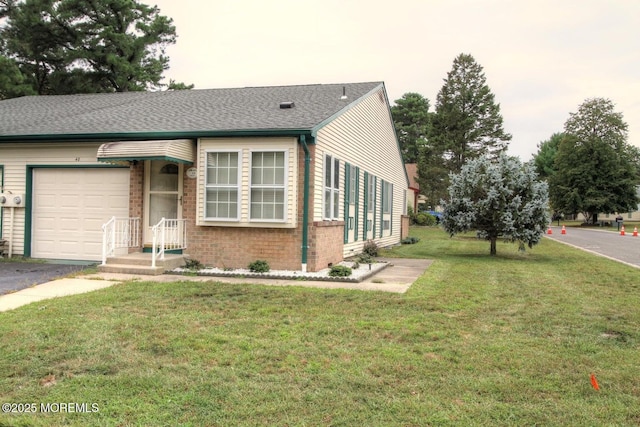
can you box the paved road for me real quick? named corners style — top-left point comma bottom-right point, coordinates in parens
top-left (0, 262), bottom-right (90, 294)
top-left (545, 226), bottom-right (640, 268)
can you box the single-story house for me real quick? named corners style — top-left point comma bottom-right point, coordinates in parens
top-left (0, 82), bottom-right (409, 272)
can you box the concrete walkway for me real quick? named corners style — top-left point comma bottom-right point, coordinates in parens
top-left (0, 258), bottom-right (432, 312)
top-left (0, 278), bottom-right (118, 312)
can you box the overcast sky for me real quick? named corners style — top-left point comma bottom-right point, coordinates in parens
top-left (152, 0), bottom-right (639, 161)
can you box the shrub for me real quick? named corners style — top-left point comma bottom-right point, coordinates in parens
top-left (248, 260), bottom-right (270, 273)
top-left (184, 258), bottom-right (204, 270)
top-left (362, 240), bottom-right (379, 257)
top-left (328, 265), bottom-right (352, 277)
top-left (357, 253), bottom-right (375, 264)
top-left (415, 213), bottom-right (436, 226)
top-left (407, 205), bottom-right (417, 224)
top-left (401, 236), bottom-right (421, 244)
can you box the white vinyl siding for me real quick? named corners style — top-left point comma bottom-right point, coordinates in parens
top-left (314, 87), bottom-right (408, 256)
top-left (197, 138), bottom-right (298, 228)
top-left (0, 142), bottom-right (119, 257)
top-left (205, 151), bottom-right (240, 221)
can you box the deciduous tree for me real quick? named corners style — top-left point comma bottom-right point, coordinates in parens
top-left (532, 132), bottom-right (564, 181)
top-left (549, 98), bottom-right (638, 223)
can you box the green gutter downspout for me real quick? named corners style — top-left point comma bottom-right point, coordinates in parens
top-left (300, 135), bottom-right (310, 272)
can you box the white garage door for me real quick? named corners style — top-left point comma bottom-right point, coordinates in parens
top-left (32, 168), bottom-right (130, 261)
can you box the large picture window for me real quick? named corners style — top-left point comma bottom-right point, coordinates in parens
top-left (205, 151), bottom-right (240, 220)
top-left (324, 154), bottom-right (340, 220)
top-left (250, 151), bottom-right (286, 221)
top-left (198, 138), bottom-right (297, 228)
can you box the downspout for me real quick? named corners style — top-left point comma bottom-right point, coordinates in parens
top-left (300, 135), bottom-right (310, 272)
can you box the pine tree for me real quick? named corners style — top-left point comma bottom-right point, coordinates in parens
top-left (427, 53), bottom-right (511, 173)
top-left (0, 0), bottom-right (189, 96)
top-left (390, 92), bottom-right (430, 164)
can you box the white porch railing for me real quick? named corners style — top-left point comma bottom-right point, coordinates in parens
top-left (151, 218), bottom-right (187, 268)
top-left (101, 217), bottom-right (140, 266)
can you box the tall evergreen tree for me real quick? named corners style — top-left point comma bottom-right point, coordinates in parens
top-left (418, 53), bottom-right (511, 208)
top-left (427, 53), bottom-right (511, 172)
top-left (549, 98), bottom-right (638, 223)
top-left (416, 141), bottom-right (449, 208)
top-left (390, 92), bottom-right (430, 164)
top-left (0, 0), bottom-right (188, 95)
top-left (0, 54), bottom-right (35, 99)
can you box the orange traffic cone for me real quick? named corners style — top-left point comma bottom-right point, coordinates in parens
top-left (633, 227), bottom-right (638, 237)
top-left (547, 225), bottom-right (553, 235)
top-left (620, 225), bottom-right (625, 236)
top-left (561, 225), bottom-right (566, 235)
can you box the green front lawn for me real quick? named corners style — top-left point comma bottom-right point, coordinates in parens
top-left (1, 227), bottom-right (638, 426)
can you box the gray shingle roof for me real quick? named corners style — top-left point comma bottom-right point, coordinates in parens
top-left (0, 82), bottom-right (383, 139)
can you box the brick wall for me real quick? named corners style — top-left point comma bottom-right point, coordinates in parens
top-left (401, 215), bottom-right (410, 240)
top-left (128, 162), bottom-right (144, 252)
top-left (307, 221), bottom-right (344, 271)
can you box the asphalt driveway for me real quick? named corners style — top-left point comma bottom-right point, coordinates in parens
top-left (546, 226), bottom-right (640, 268)
top-left (0, 262), bottom-right (91, 295)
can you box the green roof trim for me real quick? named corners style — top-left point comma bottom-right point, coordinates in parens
top-left (0, 129), bottom-right (315, 144)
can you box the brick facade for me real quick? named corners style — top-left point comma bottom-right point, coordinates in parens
top-left (401, 215), bottom-right (410, 240)
top-left (128, 162), bottom-right (144, 253)
top-left (307, 221), bottom-right (345, 271)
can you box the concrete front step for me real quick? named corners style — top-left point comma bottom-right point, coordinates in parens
top-left (98, 253), bottom-right (186, 275)
top-left (98, 264), bottom-right (166, 276)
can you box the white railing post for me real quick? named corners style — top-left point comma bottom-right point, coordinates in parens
top-left (151, 217), bottom-right (165, 268)
top-left (102, 217), bottom-right (140, 265)
top-left (151, 218), bottom-right (187, 268)
top-left (101, 216), bottom-right (115, 266)
top-left (160, 219), bottom-right (166, 261)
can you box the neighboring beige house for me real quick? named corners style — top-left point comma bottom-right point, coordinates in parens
top-left (0, 82), bottom-right (408, 272)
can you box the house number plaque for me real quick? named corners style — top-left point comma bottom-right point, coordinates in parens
top-left (186, 167), bottom-right (198, 179)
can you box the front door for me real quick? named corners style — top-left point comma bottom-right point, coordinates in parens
top-left (144, 160), bottom-right (183, 244)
